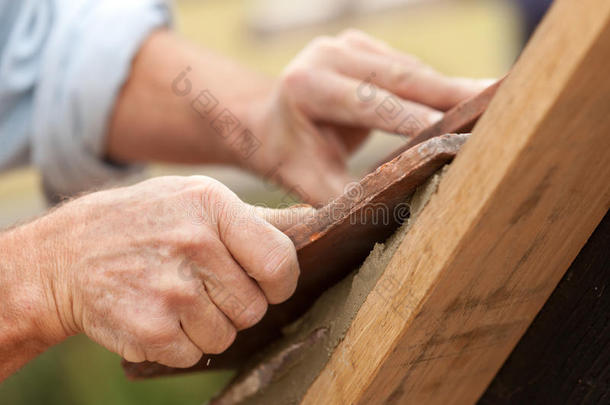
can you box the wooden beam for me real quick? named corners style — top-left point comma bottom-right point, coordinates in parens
top-left (300, 0), bottom-right (610, 403)
top-left (480, 211), bottom-right (610, 404)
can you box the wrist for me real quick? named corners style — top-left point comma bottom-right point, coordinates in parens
top-left (0, 216), bottom-right (76, 349)
top-left (106, 29), bottom-right (276, 170)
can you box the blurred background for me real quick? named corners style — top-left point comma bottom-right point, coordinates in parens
top-left (1, 0), bottom-right (530, 403)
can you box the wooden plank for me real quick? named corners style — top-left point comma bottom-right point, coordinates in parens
top-left (300, 0), bottom-right (610, 404)
top-left (479, 211), bottom-right (610, 405)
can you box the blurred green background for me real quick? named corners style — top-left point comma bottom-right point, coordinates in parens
top-left (0, 0), bottom-right (520, 403)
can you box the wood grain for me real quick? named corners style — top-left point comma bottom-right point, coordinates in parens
top-left (300, 0), bottom-right (610, 403)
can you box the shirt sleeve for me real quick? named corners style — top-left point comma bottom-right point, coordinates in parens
top-left (1, 0), bottom-right (172, 200)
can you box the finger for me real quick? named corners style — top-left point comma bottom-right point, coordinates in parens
top-left (254, 205), bottom-right (317, 231)
top-left (189, 240), bottom-right (269, 330)
top-left (283, 162), bottom-right (352, 207)
top-left (179, 289), bottom-right (238, 354)
top-left (271, 125), bottom-right (364, 206)
top-left (337, 29), bottom-right (495, 110)
top-left (259, 152), bottom-right (354, 207)
top-left (326, 125), bottom-right (370, 155)
top-left (142, 325), bottom-right (203, 368)
top-left (209, 182), bottom-right (300, 304)
top-left (285, 68), bottom-right (442, 137)
top-left (338, 29), bottom-right (417, 63)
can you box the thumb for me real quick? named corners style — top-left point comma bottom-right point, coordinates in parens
top-left (254, 204), bottom-right (317, 232)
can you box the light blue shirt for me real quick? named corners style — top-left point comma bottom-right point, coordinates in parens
top-left (0, 0), bottom-right (172, 200)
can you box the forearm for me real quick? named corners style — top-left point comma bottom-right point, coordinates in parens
top-left (106, 29), bottom-right (273, 167)
top-left (0, 220), bottom-right (70, 381)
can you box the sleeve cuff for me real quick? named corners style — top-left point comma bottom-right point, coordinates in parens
top-left (31, 0), bottom-right (172, 199)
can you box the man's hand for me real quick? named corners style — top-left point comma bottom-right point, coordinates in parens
top-left (243, 30), bottom-right (492, 204)
top-left (0, 176), bottom-right (313, 378)
top-left (107, 29), bottom-right (493, 206)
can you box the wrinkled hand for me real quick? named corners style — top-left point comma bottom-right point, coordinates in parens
top-left (243, 29), bottom-right (492, 205)
top-left (37, 176), bottom-right (313, 368)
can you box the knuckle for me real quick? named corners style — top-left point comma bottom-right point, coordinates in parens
top-left (217, 203), bottom-right (244, 240)
top-left (280, 67), bottom-right (312, 94)
top-left (194, 177), bottom-right (228, 211)
top-left (183, 175), bottom-right (227, 207)
top-left (308, 35), bottom-right (337, 52)
top-left (206, 324), bottom-right (237, 354)
top-left (388, 62), bottom-right (419, 92)
top-left (309, 36), bottom-right (344, 61)
top-left (133, 319), bottom-right (176, 348)
top-left (121, 342), bottom-right (146, 363)
top-left (237, 293), bottom-right (268, 330)
top-left (181, 231), bottom-right (219, 255)
top-left (263, 235), bottom-right (298, 283)
top-left (156, 345), bottom-right (203, 369)
top-left (191, 179), bottom-right (242, 237)
top-left (198, 175), bottom-right (226, 195)
top-left (155, 277), bottom-right (192, 304)
top-left (316, 40), bottom-right (340, 56)
top-left (167, 176), bottom-right (227, 230)
top-left (185, 174), bottom-right (217, 188)
top-left (176, 348), bottom-right (203, 368)
top-left (338, 28), bottom-right (367, 42)
top-left (390, 62), bottom-right (414, 85)
top-left (153, 277), bottom-right (176, 299)
top-left (177, 284), bottom-right (202, 305)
